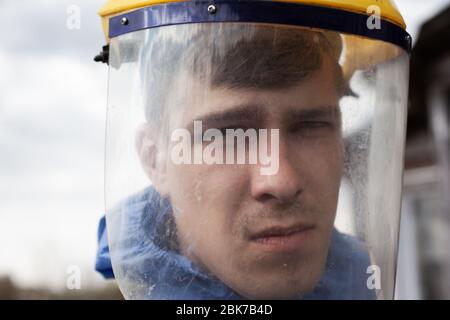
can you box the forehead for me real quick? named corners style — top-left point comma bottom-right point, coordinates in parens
top-left (167, 56), bottom-right (341, 128)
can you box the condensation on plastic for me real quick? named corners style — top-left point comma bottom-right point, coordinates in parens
top-left (105, 22), bottom-right (409, 300)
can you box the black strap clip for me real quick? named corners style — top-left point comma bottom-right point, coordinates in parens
top-left (94, 45), bottom-right (109, 64)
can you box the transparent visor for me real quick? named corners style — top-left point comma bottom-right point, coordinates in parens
top-left (105, 22), bottom-right (409, 300)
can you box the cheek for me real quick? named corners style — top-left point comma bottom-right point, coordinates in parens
top-left (167, 163), bottom-right (249, 244)
top-left (168, 162), bottom-right (248, 206)
top-left (302, 150), bottom-right (342, 178)
top-left (169, 165), bottom-right (251, 274)
top-left (299, 140), bottom-right (344, 209)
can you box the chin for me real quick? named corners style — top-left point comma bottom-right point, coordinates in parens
top-left (241, 284), bottom-right (315, 300)
top-left (233, 268), bottom-right (323, 300)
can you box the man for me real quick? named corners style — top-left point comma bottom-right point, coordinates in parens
top-left (96, 23), bottom-right (375, 300)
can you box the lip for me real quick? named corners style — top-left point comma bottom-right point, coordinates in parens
top-left (249, 223), bottom-right (315, 252)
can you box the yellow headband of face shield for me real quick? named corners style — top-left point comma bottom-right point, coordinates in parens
top-left (99, 0), bottom-right (406, 41)
top-left (97, 0), bottom-right (409, 80)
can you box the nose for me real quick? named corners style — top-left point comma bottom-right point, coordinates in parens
top-left (250, 141), bottom-right (304, 205)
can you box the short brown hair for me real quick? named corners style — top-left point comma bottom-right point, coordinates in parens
top-left (141, 23), bottom-right (346, 124)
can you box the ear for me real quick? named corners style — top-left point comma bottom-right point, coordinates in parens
top-left (135, 123), bottom-right (170, 197)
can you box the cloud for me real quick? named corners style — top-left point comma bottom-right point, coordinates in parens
top-left (0, 0), bottom-right (109, 290)
top-left (0, 0), bottom-right (106, 60)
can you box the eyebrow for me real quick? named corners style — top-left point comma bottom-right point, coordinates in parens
top-left (185, 104), bottom-right (340, 130)
top-left (188, 104), bottom-right (265, 128)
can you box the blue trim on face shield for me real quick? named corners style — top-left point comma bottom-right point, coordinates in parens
top-left (108, 0), bottom-right (412, 53)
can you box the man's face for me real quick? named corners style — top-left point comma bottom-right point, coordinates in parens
top-left (153, 56), bottom-right (344, 299)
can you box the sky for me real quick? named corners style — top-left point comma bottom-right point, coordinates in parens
top-left (0, 0), bottom-right (449, 292)
top-left (0, 0), bottom-right (108, 290)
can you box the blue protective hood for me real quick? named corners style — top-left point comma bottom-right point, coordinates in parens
top-left (96, 186), bottom-right (376, 299)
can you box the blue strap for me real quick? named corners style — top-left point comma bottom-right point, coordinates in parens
top-left (95, 216), bottom-right (114, 279)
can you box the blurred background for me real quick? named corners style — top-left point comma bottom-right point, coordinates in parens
top-left (0, 0), bottom-right (449, 299)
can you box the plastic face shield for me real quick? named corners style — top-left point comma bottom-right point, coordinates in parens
top-left (104, 2), bottom-right (411, 300)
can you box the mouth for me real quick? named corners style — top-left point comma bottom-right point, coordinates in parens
top-left (249, 223), bottom-right (315, 252)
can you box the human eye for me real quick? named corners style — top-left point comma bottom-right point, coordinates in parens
top-left (290, 120), bottom-right (336, 137)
